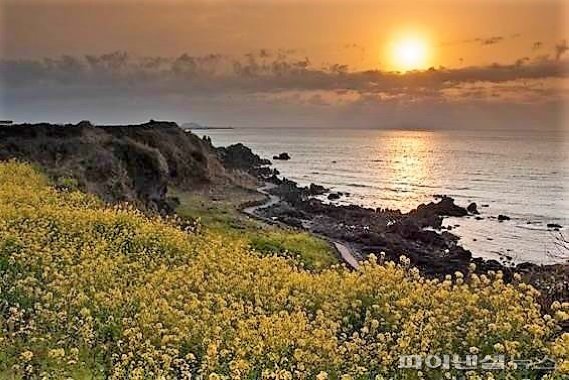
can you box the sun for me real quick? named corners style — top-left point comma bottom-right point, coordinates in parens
top-left (390, 36), bottom-right (430, 71)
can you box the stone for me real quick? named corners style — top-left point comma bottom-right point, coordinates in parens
top-left (467, 202), bottom-right (479, 214)
top-left (273, 152), bottom-right (291, 160)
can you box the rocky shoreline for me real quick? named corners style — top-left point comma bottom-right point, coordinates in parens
top-left (220, 143), bottom-right (568, 308)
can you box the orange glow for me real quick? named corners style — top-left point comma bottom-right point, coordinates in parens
top-left (389, 33), bottom-right (431, 71)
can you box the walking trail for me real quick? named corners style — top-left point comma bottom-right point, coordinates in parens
top-left (242, 183), bottom-right (360, 270)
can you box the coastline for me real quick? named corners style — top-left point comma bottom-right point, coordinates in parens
top-left (239, 167), bottom-right (568, 312)
top-left (194, 127), bottom-right (568, 266)
top-left (1, 121), bottom-right (566, 311)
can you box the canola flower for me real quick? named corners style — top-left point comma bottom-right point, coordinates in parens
top-left (0, 161), bottom-right (567, 379)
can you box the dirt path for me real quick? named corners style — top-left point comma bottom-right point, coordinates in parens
top-left (242, 183), bottom-right (280, 215)
top-left (332, 241), bottom-right (360, 270)
top-left (242, 183), bottom-right (360, 270)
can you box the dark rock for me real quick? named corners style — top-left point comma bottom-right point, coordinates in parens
top-left (409, 196), bottom-right (468, 218)
top-left (475, 216), bottom-right (483, 220)
top-left (273, 152), bottom-right (291, 160)
top-left (516, 262), bottom-right (538, 272)
top-left (547, 223), bottom-right (562, 229)
top-left (467, 202), bottom-right (479, 214)
top-left (498, 215), bottom-right (511, 221)
top-left (327, 192), bottom-right (341, 200)
top-left (277, 216), bottom-right (304, 229)
top-left (308, 183), bottom-right (328, 196)
top-left (217, 143), bottom-right (273, 179)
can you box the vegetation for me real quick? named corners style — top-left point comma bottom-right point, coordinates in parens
top-left (170, 190), bottom-right (338, 270)
top-left (0, 162), bottom-right (568, 379)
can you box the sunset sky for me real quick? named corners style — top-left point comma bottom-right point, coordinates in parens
top-left (1, 0), bottom-right (568, 129)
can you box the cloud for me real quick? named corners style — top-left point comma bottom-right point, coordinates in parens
top-left (1, 51), bottom-right (567, 126)
top-left (476, 36), bottom-right (504, 46)
top-left (441, 34), bottom-right (515, 47)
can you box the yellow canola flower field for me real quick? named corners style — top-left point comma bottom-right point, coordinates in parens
top-left (0, 162), bottom-right (567, 379)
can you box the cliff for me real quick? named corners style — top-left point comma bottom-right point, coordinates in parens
top-left (0, 120), bottom-right (252, 211)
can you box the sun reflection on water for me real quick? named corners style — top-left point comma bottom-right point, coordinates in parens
top-left (379, 131), bottom-right (436, 205)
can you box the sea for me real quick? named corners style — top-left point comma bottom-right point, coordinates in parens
top-left (195, 128), bottom-right (569, 265)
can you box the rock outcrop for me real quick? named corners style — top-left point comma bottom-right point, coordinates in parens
top-left (0, 121), bottom-right (245, 211)
top-left (273, 152), bottom-right (291, 160)
top-left (308, 183), bottom-right (328, 196)
top-left (467, 202), bottom-right (479, 214)
top-left (409, 196), bottom-right (468, 218)
top-left (215, 143), bottom-right (276, 180)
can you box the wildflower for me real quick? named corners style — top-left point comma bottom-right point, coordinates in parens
top-left (48, 348), bottom-right (65, 359)
top-left (20, 351), bottom-right (34, 362)
top-left (399, 255), bottom-right (410, 266)
top-left (493, 343), bottom-right (505, 353)
top-left (555, 311), bottom-right (569, 322)
top-left (0, 162), bottom-right (564, 379)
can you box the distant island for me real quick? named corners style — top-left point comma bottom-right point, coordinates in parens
top-left (181, 122), bottom-right (234, 130)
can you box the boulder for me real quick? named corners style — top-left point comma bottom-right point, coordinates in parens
top-left (327, 192), bottom-right (341, 201)
top-left (409, 196), bottom-right (468, 218)
top-left (498, 215), bottom-right (510, 221)
top-left (217, 143), bottom-right (271, 170)
top-left (547, 223), bottom-right (562, 229)
top-left (308, 183), bottom-right (328, 196)
top-left (467, 202), bottom-right (479, 214)
top-left (273, 152), bottom-right (291, 160)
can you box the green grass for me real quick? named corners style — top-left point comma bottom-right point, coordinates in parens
top-left (170, 189), bottom-right (338, 270)
top-left (248, 230), bottom-right (338, 269)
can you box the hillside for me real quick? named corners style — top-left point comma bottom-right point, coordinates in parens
top-left (0, 162), bottom-right (567, 378)
top-left (0, 121), bottom-right (256, 211)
